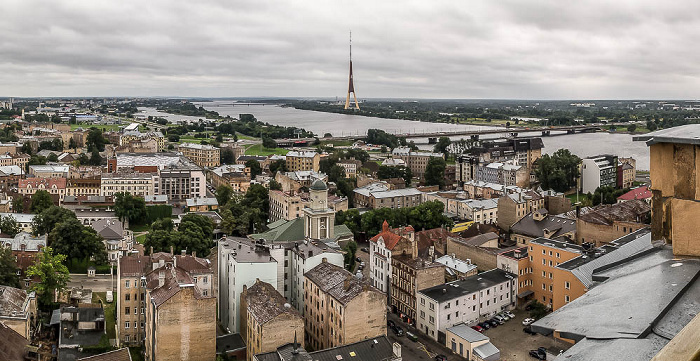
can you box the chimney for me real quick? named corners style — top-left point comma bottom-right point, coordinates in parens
top-left (429, 246), bottom-right (435, 261)
top-left (322, 257), bottom-right (327, 263)
top-left (181, 249), bottom-right (186, 256)
top-left (170, 246), bottom-right (173, 255)
top-left (149, 246), bottom-right (153, 255)
top-left (576, 204), bottom-right (581, 218)
top-left (382, 220), bottom-right (389, 232)
top-left (158, 271), bottom-right (165, 287)
top-left (174, 256), bottom-right (177, 268)
top-left (192, 251), bottom-right (196, 258)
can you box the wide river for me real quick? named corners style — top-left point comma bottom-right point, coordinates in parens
top-left (139, 102), bottom-right (651, 170)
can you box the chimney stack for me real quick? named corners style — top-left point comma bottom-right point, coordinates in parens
top-left (181, 249), bottom-right (186, 256)
top-left (149, 246), bottom-right (153, 255)
top-left (170, 246), bottom-right (174, 255)
top-left (192, 251), bottom-right (196, 258)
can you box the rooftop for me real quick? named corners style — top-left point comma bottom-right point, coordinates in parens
top-left (0, 322), bottom-right (29, 361)
top-left (0, 286), bottom-right (32, 318)
top-left (245, 280), bottom-right (301, 325)
top-left (179, 143), bottom-right (219, 150)
top-left (420, 269), bottom-right (515, 303)
top-left (633, 124), bottom-right (700, 146)
top-left (435, 254), bottom-right (477, 274)
top-left (578, 199), bottom-right (651, 226)
top-left (447, 323), bottom-right (489, 343)
top-left (617, 186), bottom-right (652, 201)
top-left (304, 261), bottom-right (376, 305)
top-left (510, 212), bottom-right (576, 240)
top-left (255, 336), bottom-right (398, 361)
top-left (77, 348), bottom-right (132, 361)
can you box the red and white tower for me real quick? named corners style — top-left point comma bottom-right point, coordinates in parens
top-left (344, 31), bottom-right (360, 110)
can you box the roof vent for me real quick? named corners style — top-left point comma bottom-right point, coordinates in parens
top-left (283, 303), bottom-right (291, 308)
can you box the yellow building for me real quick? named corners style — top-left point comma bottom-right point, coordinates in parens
top-left (285, 151), bottom-right (320, 172)
top-left (303, 260), bottom-right (386, 350)
top-left (240, 280), bottom-right (304, 361)
top-left (178, 143), bottom-right (221, 168)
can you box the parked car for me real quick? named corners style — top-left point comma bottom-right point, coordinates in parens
top-left (529, 350), bottom-right (546, 360)
top-left (357, 264), bottom-right (364, 270)
top-left (356, 257), bottom-right (362, 262)
top-left (471, 325), bottom-right (484, 333)
top-left (391, 326), bottom-right (404, 336)
top-left (537, 347), bottom-right (548, 356)
top-left (478, 322), bottom-right (490, 330)
top-left (361, 247), bottom-right (369, 253)
top-left (522, 318), bottom-right (536, 326)
top-left (435, 355), bottom-right (447, 361)
top-left (523, 327), bottom-right (536, 335)
top-left (388, 320), bottom-right (396, 328)
top-left (505, 311), bottom-right (516, 318)
top-left (494, 314), bottom-right (507, 322)
top-left (491, 318), bottom-right (504, 325)
top-left (487, 319), bottom-right (499, 327)
top-left (406, 332), bottom-right (419, 342)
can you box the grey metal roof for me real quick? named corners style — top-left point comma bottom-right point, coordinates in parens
top-left (473, 342), bottom-right (500, 360)
top-left (557, 229), bottom-right (653, 288)
top-left (532, 247), bottom-right (700, 341)
top-left (446, 323), bottom-right (489, 343)
top-left (633, 124), bottom-right (700, 145)
top-left (308, 336), bottom-right (396, 361)
top-left (420, 269), bottom-right (515, 303)
top-left (554, 337), bottom-right (667, 361)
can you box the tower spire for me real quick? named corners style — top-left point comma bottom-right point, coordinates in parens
top-left (344, 30), bottom-right (360, 110)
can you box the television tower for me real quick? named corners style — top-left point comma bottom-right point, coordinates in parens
top-left (344, 31), bottom-right (360, 110)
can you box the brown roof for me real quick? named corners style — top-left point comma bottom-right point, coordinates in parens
top-left (369, 220), bottom-right (414, 250)
top-left (456, 232), bottom-right (500, 247)
top-left (415, 228), bottom-right (451, 255)
top-left (78, 348), bottom-right (132, 361)
top-left (244, 280), bottom-right (301, 325)
top-left (578, 199), bottom-right (651, 226)
top-left (119, 255), bottom-right (152, 276)
top-left (174, 255), bottom-right (210, 274)
top-left (456, 223), bottom-right (499, 239)
top-left (0, 321), bottom-right (29, 361)
top-left (305, 261), bottom-right (379, 305)
top-left (392, 254), bottom-right (445, 271)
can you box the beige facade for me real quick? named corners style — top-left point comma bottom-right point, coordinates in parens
top-left (18, 177), bottom-right (67, 203)
top-left (304, 261), bottom-right (386, 351)
top-left (286, 151), bottom-right (320, 172)
top-left (240, 280), bottom-right (304, 361)
top-left (391, 255), bottom-right (445, 325)
top-left (269, 190), bottom-right (308, 222)
top-left (0, 153), bottom-right (29, 168)
top-left (179, 143), bottom-right (221, 168)
top-left (303, 181), bottom-right (335, 240)
top-left (0, 286), bottom-right (37, 341)
top-left (101, 172), bottom-right (155, 197)
top-left (66, 178), bottom-right (101, 197)
top-left (575, 200), bottom-right (650, 246)
top-left (497, 192), bottom-right (544, 231)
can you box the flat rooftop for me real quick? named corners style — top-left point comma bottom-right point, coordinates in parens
top-left (633, 124), bottom-right (700, 145)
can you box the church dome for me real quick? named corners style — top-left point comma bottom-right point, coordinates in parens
top-left (310, 179), bottom-right (328, 191)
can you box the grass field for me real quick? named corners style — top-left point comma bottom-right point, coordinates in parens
top-left (93, 292), bottom-right (116, 339)
top-left (245, 145), bottom-right (289, 156)
top-left (135, 233), bottom-right (148, 244)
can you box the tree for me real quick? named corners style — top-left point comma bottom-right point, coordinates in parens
top-left (534, 149), bottom-right (581, 192)
top-left (32, 206), bottom-right (76, 236)
top-left (49, 218), bottom-right (108, 263)
top-left (21, 142), bottom-right (33, 155)
top-left (151, 218), bottom-right (174, 232)
top-left (89, 149), bottom-right (102, 166)
top-left (0, 246), bottom-right (20, 288)
top-left (0, 215), bottom-right (20, 237)
top-left (68, 138), bottom-right (77, 152)
top-left (344, 240), bottom-right (358, 271)
top-left (323, 132), bottom-right (333, 138)
top-left (86, 127), bottom-right (106, 152)
top-left (646, 120), bottom-right (658, 131)
top-left (269, 159), bottom-right (288, 175)
top-left (269, 179), bottom-right (282, 191)
top-left (114, 192), bottom-right (146, 224)
top-left (328, 165), bottom-right (345, 183)
top-left (47, 153), bottom-right (58, 162)
top-left (27, 247), bottom-right (70, 307)
top-left (245, 159), bottom-right (262, 178)
top-left (216, 185), bottom-right (234, 208)
top-left (30, 190), bottom-right (53, 214)
top-left (424, 157), bottom-right (446, 188)
top-left (220, 148), bottom-right (235, 164)
top-left (433, 137), bottom-right (452, 159)
top-left (12, 196), bottom-right (24, 213)
top-left (627, 124), bottom-right (637, 133)
top-left (262, 136), bottom-right (277, 149)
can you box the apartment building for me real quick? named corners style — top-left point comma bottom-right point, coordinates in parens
top-left (525, 238), bottom-right (583, 308)
top-left (497, 191), bottom-right (545, 231)
top-left (101, 172), bottom-right (155, 198)
top-left (120, 130), bottom-right (165, 152)
top-left (354, 182), bottom-right (422, 209)
top-left (417, 269), bottom-right (516, 342)
top-left (28, 164), bottom-right (70, 178)
top-left (304, 261), bottom-right (386, 350)
top-left (391, 255), bottom-right (445, 326)
top-left (510, 209), bottom-right (577, 245)
top-left (240, 280), bottom-right (304, 361)
top-left (579, 154), bottom-right (618, 194)
top-left (91, 219), bottom-right (133, 263)
top-left (0, 286), bottom-right (37, 341)
top-left (117, 252), bottom-right (214, 349)
top-left (576, 199), bottom-right (650, 246)
top-left (2, 232), bottom-right (46, 288)
top-left (159, 166), bottom-right (206, 201)
top-left (179, 143), bottom-right (221, 168)
top-left (274, 170), bottom-right (327, 193)
top-left (0, 153), bottom-right (29, 169)
top-left (66, 178), bottom-right (101, 197)
top-left (208, 164), bottom-right (251, 193)
top-left (285, 151), bottom-right (320, 172)
top-left (392, 147), bottom-right (444, 178)
top-left (462, 180), bottom-right (522, 200)
top-left (459, 199), bottom-right (498, 224)
top-left (18, 177), bottom-right (67, 203)
top-left (337, 159), bottom-right (362, 178)
top-left (269, 190), bottom-right (308, 222)
top-left (369, 221), bottom-right (416, 293)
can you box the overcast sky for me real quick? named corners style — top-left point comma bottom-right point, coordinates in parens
top-left (2, 0), bottom-right (700, 99)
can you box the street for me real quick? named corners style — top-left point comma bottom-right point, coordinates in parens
top-left (67, 274), bottom-right (116, 292)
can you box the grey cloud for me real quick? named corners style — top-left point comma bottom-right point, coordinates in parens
top-left (1, 0), bottom-right (699, 98)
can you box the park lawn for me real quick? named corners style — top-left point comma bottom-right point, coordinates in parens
top-left (135, 233), bottom-right (148, 244)
top-left (245, 145), bottom-right (289, 156)
top-left (236, 133), bottom-right (257, 140)
top-left (93, 292), bottom-right (116, 339)
top-left (129, 223), bottom-right (150, 232)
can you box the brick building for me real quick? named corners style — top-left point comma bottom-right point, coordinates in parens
top-left (391, 254), bottom-right (445, 326)
top-left (576, 199), bottom-right (650, 246)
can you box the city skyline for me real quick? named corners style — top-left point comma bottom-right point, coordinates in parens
top-left (2, 0), bottom-right (700, 99)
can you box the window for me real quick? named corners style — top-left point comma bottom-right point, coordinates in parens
top-left (542, 250), bottom-right (545, 254)
top-left (556, 252), bottom-right (560, 258)
top-left (542, 271), bottom-right (546, 277)
top-left (565, 281), bottom-right (570, 290)
top-left (125, 294), bottom-right (130, 301)
top-left (429, 303), bottom-right (434, 311)
top-left (125, 321), bottom-right (130, 329)
top-left (429, 316), bottom-right (434, 324)
top-left (125, 280), bottom-right (130, 288)
top-left (203, 276), bottom-right (208, 284)
top-left (125, 307), bottom-right (130, 315)
top-left (421, 298), bottom-right (425, 305)
top-left (565, 295), bottom-right (570, 302)
top-left (420, 311), bottom-right (425, 319)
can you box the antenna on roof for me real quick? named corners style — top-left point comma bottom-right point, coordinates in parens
top-left (292, 331), bottom-right (299, 354)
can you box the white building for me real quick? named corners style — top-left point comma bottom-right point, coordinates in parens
top-left (579, 155), bottom-right (618, 194)
top-left (417, 269), bottom-right (516, 341)
top-left (369, 222), bottom-right (416, 293)
top-left (459, 199), bottom-right (498, 224)
top-left (100, 172), bottom-right (155, 198)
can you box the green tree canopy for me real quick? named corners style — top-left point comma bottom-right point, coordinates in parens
top-left (48, 218), bottom-right (108, 263)
top-left (0, 246), bottom-right (20, 288)
top-left (114, 192), bottom-right (146, 224)
top-left (220, 148), bottom-right (235, 164)
top-left (433, 136), bottom-right (452, 159)
top-left (269, 159), bottom-right (288, 175)
top-left (144, 214), bottom-right (214, 257)
top-left (534, 149), bottom-right (581, 192)
top-left (27, 247), bottom-right (70, 307)
top-left (245, 159), bottom-right (262, 178)
top-left (30, 190), bottom-right (53, 214)
top-left (424, 157), bottom-right (446, 188)
top-left (86, 127), bottom-right (107, 152)
top-left (32, 206), bottom-right (76, 236)
top-left (0, 215), bottom-right (21, 237)
top-left (215, 184), bottom-right (234, 208)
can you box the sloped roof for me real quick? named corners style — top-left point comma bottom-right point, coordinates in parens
top-left (511, 213), bottom-right (576, 239)
top-left (0, 322), bottom-right (29, 361)
top-left (249, 218), bottom-right (305, 242)
top-left (369, 221), bottom-right (414, 250)
top-left (305, 261), bottom-right (378, 305)
top-left (578, 199), bottom-right (650, 226)
top-left (244, 280), bottom-right (301, 325)
top-left (0, 286), bottom-right (31, 318)
top-left (617, 186), bottom-right (652, 201)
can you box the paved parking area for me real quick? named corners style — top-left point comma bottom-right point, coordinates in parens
top-left (484, 309), bottom-right (570, 361)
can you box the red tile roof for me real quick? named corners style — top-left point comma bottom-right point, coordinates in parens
top-left (369, 220), bottom-right (414, 250)
top-left (617, 186), bottom-right (652, 201)
top-left (18, 177), bottom-right (67, 189)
